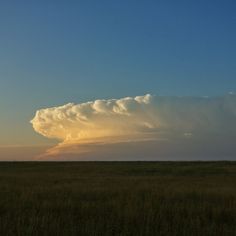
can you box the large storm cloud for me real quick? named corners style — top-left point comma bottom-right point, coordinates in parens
top-left (31, 94), bottom-right (236, 160)
top-left (31, 94), bottom-right (236, 142)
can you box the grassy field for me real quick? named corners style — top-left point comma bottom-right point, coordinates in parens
top-left (0, 162), bottom-right (235, 236)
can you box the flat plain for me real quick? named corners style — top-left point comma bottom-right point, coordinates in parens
top-left (0, 162), bottom-right (235, 236)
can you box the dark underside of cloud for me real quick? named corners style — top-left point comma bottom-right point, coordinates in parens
top-left (34, 136), bottom-right (236, 161)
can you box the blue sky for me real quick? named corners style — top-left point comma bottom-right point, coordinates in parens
top-left (0, 0), bottom-right (236, 147)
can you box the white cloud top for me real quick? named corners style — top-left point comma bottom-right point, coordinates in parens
top-left (31, 94), bottom-right (236, 145)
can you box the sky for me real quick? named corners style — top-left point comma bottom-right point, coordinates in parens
top-left (0, 1), bottom-right (236, 160)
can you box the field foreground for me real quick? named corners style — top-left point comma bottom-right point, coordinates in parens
top-left (0, 162), bottom-right (235, 236)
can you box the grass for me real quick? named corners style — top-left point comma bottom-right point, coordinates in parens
top-left (0, 162), bottom-right (235, 236)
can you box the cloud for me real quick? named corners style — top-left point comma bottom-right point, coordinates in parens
top-left (31, 94), bottom-right (157, 143)
top-left (31, 94), bottom-right (236, 159)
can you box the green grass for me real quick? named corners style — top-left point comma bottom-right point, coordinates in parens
top-left (0, 162), bottom-right (235, 236)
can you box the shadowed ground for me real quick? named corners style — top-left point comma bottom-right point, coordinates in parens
top-left (0, 162), bottom-right (235, 236)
